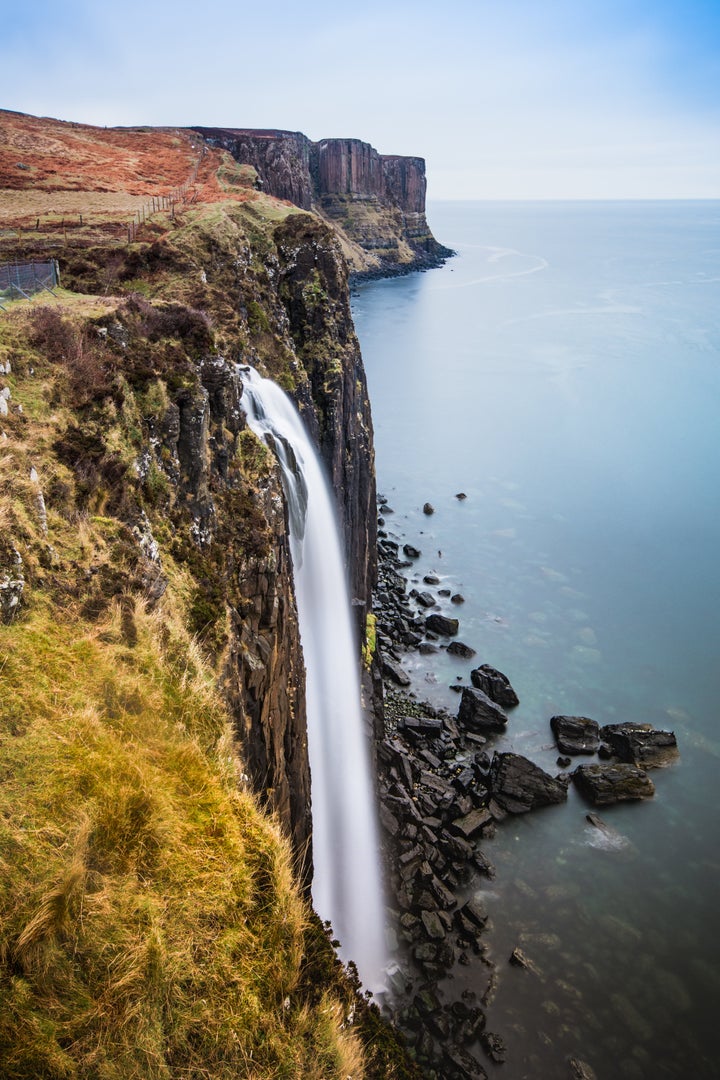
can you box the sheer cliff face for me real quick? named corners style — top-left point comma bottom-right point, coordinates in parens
top-left (194, 127), bottom-right (451, 275)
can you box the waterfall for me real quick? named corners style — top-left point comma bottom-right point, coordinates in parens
top-left (240, 367), bottom-right (386, 991)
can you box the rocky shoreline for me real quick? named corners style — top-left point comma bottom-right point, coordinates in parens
top-left (372, 494), bottom-right (679, 1079)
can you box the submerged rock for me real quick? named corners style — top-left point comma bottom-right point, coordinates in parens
top-left (572, 763), bottom-right (655, 805)
top-left (470, 664), bottom-right (519, 708)
top-left (489, 752), bottom-right (569, 813)
top-left (550, 714), bottom-right (600, 755)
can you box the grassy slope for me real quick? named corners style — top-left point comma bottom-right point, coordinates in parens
top-left (0, 113), bottom-right (420, 1079)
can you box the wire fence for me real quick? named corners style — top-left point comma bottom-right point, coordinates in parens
top-left (2, 144), bottom-right (209, 251)
top-left (0, 259), bottom-right (59, 310)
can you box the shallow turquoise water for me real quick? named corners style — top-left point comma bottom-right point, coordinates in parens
top-left (353, 201), bottom-right (720, 1078)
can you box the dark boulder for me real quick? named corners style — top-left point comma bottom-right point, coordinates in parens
top-left (455, 492), bottom-right (467, 500)
top-left (447, 640), bottom-right (477, 658)
top-left (423, 502), bottom-right (435, 515)
top-left (426, 612), bottom-right (459, 636)
top-left (415, 591), bottom-right (436, 608)
top-left (470, 664), bottom-right (519, 708)
top-left (458, 687), bottom-right (508, 734)
top-left (381, 655), bottom-right (411, 687)
top-left (423, 571), bottom-right (440, 585)
top-left (601, 723), bottom-right (679, 768)
top-left (550, 714), bottom-right (600, 755)
top-left (489, 752), bottom-right (569, 813)
top-left (450, 593), bottom-right (465, 604)
top-left (572, 763), bottom-right (655, 805)
top-left (403, 543), bottom-right (421, 559)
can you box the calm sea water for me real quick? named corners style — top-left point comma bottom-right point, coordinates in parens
top-left (352, 202), bottom-right (720, 1079)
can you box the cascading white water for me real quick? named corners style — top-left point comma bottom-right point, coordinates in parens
top-left (240, 366), bottom-right (386, 991)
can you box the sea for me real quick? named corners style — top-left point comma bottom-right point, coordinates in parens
top-left (351, 201), bottom-right (720, 1080)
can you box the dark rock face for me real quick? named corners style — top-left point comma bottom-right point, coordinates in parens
top-left (550, 714), bottom-right (600, 755)
top-left (572, 763), bottom-right (655, 805)
top-left (601, 723), bottom-right (679, 768)
top-left (192, 127), bottom-right (314, 208)
top-left (193, 127), bottom-right (452, 276)
top-left (489, 752), bottom-right (569, 813)
top-left (458, 687), bottom-right (508, 734)
top-left (470, 665), bottom-right (519, 708)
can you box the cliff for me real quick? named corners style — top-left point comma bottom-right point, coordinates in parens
top-left (193, 126), bottom-right (453, 277)
top-left (0, 110), bottom-right (418, 1077)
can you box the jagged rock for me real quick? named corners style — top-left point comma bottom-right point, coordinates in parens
top-left (450, 807), bottom-right (493, 840)
top-left (382, 655), bottom-right (411, 686)
top-left (480, 1031), bottom-right (507, 1063)
top-left (403, 543), bottom-right (421, 559)
top-left (573, 763), bottom-right (655, 804)
top-left (421, 910), bottom-right (447, 940)
top-left (418, 642), bottom-right (439, 655)
top-left (398, 715), bottom-right (444, 737)
top-left (426, 613), bottom-right (459, 636)
top-left (570, 1059), bottom-right (598, 1080)
top-left (601, 723), bottom-right (679, 767)
top-left (415, 591), bottom-right (436, 608)
top-left (550, 714), bottom-right (600, 755)
top-left (458, 687), bottom-right (508, 734)
top-left (457, 896), bottom-right (489, 930)
top-left (557, 755), bottom-right (572, 768)
top-left (489, 752), bottom-right (569, 813)
top-left (509, 947), bottom-right (542, 976)
top-left (470, 664), bottom-right (519, 708)
top-left (423, 502), bottom-right (435, 515)
top-left (0, 547), bottom-right (24, 623)
top-left (446, 1045), bottom-right (488, 1078)
top-left (447, 640), bottom-right (476, 658)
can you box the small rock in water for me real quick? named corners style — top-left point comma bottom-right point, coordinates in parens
top-left (423, 502), bottom-right (435, 515)
top-left (572, 763), bottom-right (655, 805)
top-left (403, 543), bottom-right (421, 559)
top-left (423, 572), bottom-right (441, 585)
top-left (426, 613), bottom-right (459, 637)
top-left (509, 946), bottom-right (542, 976)
top-left (570, 1058), bottom-right (598, 1080)
top-left (455, 492), bottom-right (467, 500)
top-left (458, 687), bottom-right (508, 733)
top-left (550, 714), bottom-right (600, 756)
top-left (470, 664), bottom-right (519, 708)
top-left (489, 752), bottom-right (569, 812)
top-left (451, 593), bottom-right (465, 604)
top-left (447, 640), bottom-right (477, 659)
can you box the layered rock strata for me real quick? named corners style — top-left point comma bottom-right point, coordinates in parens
top-left (193, 126), bottom-right (452, 275)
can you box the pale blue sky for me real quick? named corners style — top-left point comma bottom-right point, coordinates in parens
top-left (2, 0), bottom-right (719, 198)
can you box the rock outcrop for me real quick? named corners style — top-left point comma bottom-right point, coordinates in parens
top-left (193, 126), bottom-right (452, 276)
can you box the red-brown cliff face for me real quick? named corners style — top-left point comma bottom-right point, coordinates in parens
top-left (194, 127), bottom-right (452, 276)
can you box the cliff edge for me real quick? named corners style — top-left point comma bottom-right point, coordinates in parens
top-left (193, 127), bottom-right (453, 277)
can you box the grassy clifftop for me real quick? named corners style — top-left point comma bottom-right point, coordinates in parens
top-left (0, 111), bottom-right (417, 1078)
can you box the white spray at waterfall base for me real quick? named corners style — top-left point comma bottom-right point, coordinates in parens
top-left (240, 367), bottom-right (387, 992)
